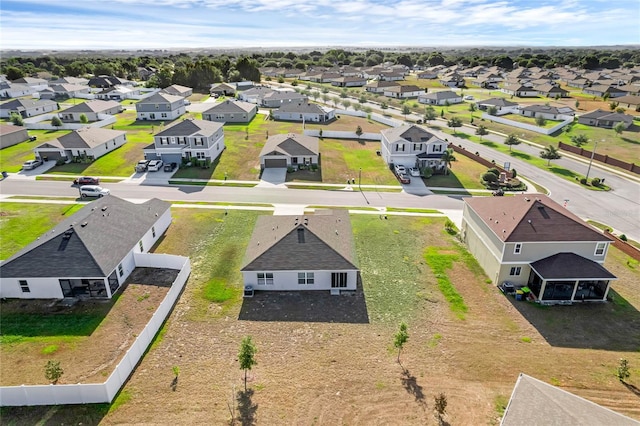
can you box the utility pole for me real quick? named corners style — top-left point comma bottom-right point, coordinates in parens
top-left (585, 139), bottom-right (601, 182)
top-left (358, 168), bottom-right (362, 192)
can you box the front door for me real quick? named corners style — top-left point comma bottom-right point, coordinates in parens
top-left (59, 279), bottom-right (73, 297)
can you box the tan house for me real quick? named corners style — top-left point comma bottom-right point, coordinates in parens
top-left (461, 194), bottom-right (616, 304)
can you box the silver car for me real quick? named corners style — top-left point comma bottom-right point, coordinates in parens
top-left (22, 159), bottom-right (43, 170)
top-left (80, 185), bottom-right (110, 198)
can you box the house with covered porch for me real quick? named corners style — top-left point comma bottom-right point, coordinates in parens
top-left (34, 127), bottom-right (127, 162)
top-left (380, 124), bottom-right (447, 172)
top-left (461, 194), bottom-right (616, 305)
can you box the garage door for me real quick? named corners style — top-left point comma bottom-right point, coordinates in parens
top-left (264, 158), bottom-right (287, 168)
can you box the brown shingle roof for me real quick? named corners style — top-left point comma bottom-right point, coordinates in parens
top-left (464, 194), bottom-right (612, 243)
top-left (259, 133), bottom-right (319, 157)
top-left (242, 210), bottom-right (358, 271)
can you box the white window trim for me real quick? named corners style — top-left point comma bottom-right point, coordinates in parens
top-left (595, 242), bottom-right (606, 256)
top-left (514, 243), bottom-right (522, 254)
top-left (509, 266), bottom-right (522, 276)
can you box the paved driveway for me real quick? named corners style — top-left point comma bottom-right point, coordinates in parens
top-left (257, 167), bottom-right (287, 187)
top-left (401, 175), bottom-right (431, 196)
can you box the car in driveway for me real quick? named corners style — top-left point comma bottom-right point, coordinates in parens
top-left (408, 167), bottom-right (420, 177)
top-left (79, 185), bottom-right (110, 198)
top-left (397, 173), bottom-right (411, 184)
top-left (135, 160), bottom-right (150, 173)
top-left (163, 162), bottom-right (178, 172)
top-left (394, 164), bottom-right (407, 175)
top-left (73, 176), bottom-right (100, 186)
top-left (464, 95), bottom-right (475, 100)
top-left (22, 159), bottom-right (43, 170)
top-left (147, 160), bottom-right (164, 172)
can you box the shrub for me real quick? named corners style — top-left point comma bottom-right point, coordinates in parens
top-left (487, 167), bottom-right (500, 176)
top-left (10, 112), bottom-right (23, 126)
top-left (591, 177), bottom-right (601, 186)
top-left (482, 172), bottom-right (498, 183)
top-left (579, 177), bottom-right (587, 185)
top-left (620, 234), bottom-right (628, 241)
top-left (511, 169), bottom-right (517, 178)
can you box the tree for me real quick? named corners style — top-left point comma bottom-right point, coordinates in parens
top-left (393, 322), bottom-right (409, 364)
top-left (475, 125), bottom-right (488, 140)
top-left (482, 171), bottom-right (498, 184)
top-left (447, 117), bottom-right (462, 134)
top-left (617, 358), bottom-right (631, 382)
top-left (540, 145), bottom-right (561, 166)
top-left (45, 360), bottom-right (64, 384)
top-left (10, 112), bottom-right (23, 126)
top-left (434, 393), bottom-right (448, 424)
top-left (613, 122), bottom-right (625, 137)
top-left (238, 336), bottom-right (257, 391)
top-left (504, 133), bottom-right (521, 151)
top-left (424, 106), bottom-right (436, 123)
top-left (570, 134), bottom-right (589, 147)
top-left (79, 113), bottom-right (89, 124)
top-left (575, 100), bottom-right (580, 109)
top-left (487, 106), bottom-right (498, 116)
top-left (341, 99), bottom-right (351, 110)
top-left (440, 109), bottom-right (445, 118)
top-left (51, 116), bottom-right (63, 127)
top-left (5, 66), bottom-right (24, 81)
top-left (380, 101), bottom-right (388, 110)
top-left (359, 95), bottom-right (367, 104)
top-left (355, 125), bottom-right (363, 138)
top-left (468, 103), bottom-right (477, 113)
top-left (609, 101), bottom-right (619, 111)
top-left (441, 148), bottom-right (456, 175)
top-left (535, 115), bottom-right (547, 127)
top-left (401, 104), bottom-right (411, 118)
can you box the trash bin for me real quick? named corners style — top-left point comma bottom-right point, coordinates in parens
top-left (515, 290), bottom-right (524, 301)
top-left (1, 171), bottom-right (7, 179)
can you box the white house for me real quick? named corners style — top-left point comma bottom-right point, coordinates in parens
top-left (58, 100), bottom-right (123, 122)
top-left (34, 127), bottom-right (127, 162)
top-left (418, 90), bottom-right (463, 106)
top-left (380, 124), bottom-right (447, 172)
top-left (0, 196), bottom-right (172, 300)
top-left (241, 210), bottom-right (359, 293)
top-left (272, 102), bottom-right (335, 123)
top-left (383, 85), bottom-right (424, 99)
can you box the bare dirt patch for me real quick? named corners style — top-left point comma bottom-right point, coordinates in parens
top-left (0, 268), bottom-right (174, 386)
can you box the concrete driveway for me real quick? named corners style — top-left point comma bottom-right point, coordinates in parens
top-left (257, 168), bottom-right (287, 187)
top-left (401, 175), bottom-right (431, 196)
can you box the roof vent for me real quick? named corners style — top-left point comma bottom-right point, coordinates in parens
top-left (101, 206), bottom-right (108, 211)
top-left (81, 222), bottom-right (88, 227)
top-left (297, 228), bottom-right (305, 243)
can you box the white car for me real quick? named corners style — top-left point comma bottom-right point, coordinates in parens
top-left (22, 159), bottom-right (43, 170)
top-left (464, 95), bottom-right (475, 100)
top-left (147, 160), bottom-right (164, 172)
top-left (80, 185), bottom-right (110, 198)
top-left (408, 167), bottom-right (420, 177)
top-left (394, 164), bottom-right (407, 175)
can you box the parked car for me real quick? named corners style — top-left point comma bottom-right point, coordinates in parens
top-left (147, 159), bottom-right (164, 172)
top-left (408, 167), bottom-right (420, 177)
top-left (73, 176), bottom-right (100, 186)
top-left (135, 160), bottom-right (150, 173)
top-left (394, 164), bottom-right (407, 175)
top-left (397, 173), bottom-right (411, 184)
top-left (22, 159), bottom-right (43, 170)
top-left (79, 185), bottom-right (110, 198)
top-left (163, 162), bottom-right (178, 172)
top-left (464, 95), bottom-right (475, 100)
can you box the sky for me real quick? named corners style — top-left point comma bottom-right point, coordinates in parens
top-left (0, 0), bottom-right (639, 51)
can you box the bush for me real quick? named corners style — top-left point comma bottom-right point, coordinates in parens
top-left (579, 177), bottom-right (587, 185)
top-left (482, 172), bottom-right (498, 183)
top-left (591, 177), bottom-right (601, 186)
top-left (511, 169), bottom-right (517, 178)
top-left (487, 167), bottom-right (500, 176)
top-left (620, 234), bottom-right (628, 241)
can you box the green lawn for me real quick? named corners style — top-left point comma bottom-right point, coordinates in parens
top-left (0, 202), bottom-right (85, 259)
top-left (499, 113), bottom-right (563, 129)
top-left (0, 129), bottom-right (71, 172)
top-left (423, 155), bottom-right (487, 189)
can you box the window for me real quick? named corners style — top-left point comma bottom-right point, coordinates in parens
top-left (433, 144), bottom-right (443, 152)
top-left (118, 264), bottom-right (124, 277)
top-left (514, 243), bottom-right (522, 254)
top-left (170, 137), bottom-right (176, 144)
top-left (413, 143), bottom-right (422, 151)
top-left (509, 266), bottom-right (522, 276)
top-left (152, 226), bottom-right (156, 238)
top-left (331, 272), bottom-right (348, 288)
top-left (195, 138), bottom-right (204, 146)
top-left (196, 152), bottom-right (205, 159)
top-left (138, 240), bottom-right (144, 252)
top-left (19, 280), bottom-right (30, 293)
top-left (257, 272), bottom-right (274, 285)
top-left (161, 113), bottom-right (167, 118)
top-left (395, 144), bottom-right (405, 152)
top-left (298, 272), bottom-right (315, 285)
top-left (595, 242), bottom-right (606, 256)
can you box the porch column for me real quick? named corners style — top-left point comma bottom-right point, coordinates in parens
top-left (602, 280), bottom-right (612, 301)
top-left (105, 277), bottom-right (113, 299)
top-left (569, 279), bottom-right (579, 302)
top-left (539, 281), bottom-right (547, 301)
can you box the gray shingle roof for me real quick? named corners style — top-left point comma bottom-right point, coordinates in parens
top-left (502, 374), bottom-right (638, 425)
top-left (381, 124), bottom-right (441, 144)
top-left (0, 98), bottom-right (57, 111)
top-left (259, 133), bottom-right (319, 157)
top-left (530, 253), bottom-right (616, 280)
top-left (241, 210), bottom-right (358, 271)
top-left (477, 98), bottom-right (518, 107)
top-left (51, 127), bottom-right (126, 149)
top-left (156, 118), bottom-right (223, 137)
top-left (419, 91), bottom-right (461, 101)
top-left (274, 102), bottom-right (326, 114)
top-left (61, 100), bottom-right (121, 114)
top-left (0, 196), bottom-right (170, 278)
top-left (137, 92), bottom-right (184, 105)
top-left (203, 99), bottom-right (256, 114)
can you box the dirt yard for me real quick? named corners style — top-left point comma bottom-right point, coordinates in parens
top-left (0, 268), bottom-right (175, 386)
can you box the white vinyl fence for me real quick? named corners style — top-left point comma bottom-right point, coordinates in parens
top-left (482, 113), bottom-right (573, 135)
top-left (23, 114), bottom-right (117, 131)
top-left (0, 253), bottom-right (190, 407)
top-left (304, 129), bottom-right (381, 140)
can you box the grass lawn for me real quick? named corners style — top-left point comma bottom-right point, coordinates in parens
top-left (423, 155), bottom-right (487, 189)
top-left (0, 129), bottom-right (71, 172)
top-left (0, 202), bottom-right (85, 259)
top-left (499, 113), bottom-right (563, 129)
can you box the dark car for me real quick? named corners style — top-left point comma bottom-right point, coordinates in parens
top-left (163, 162), bottom-right (177, 172)
top-left (74, 176), bottom-right (100, 186)
top-left (397, 173), bottom-right (411, 184)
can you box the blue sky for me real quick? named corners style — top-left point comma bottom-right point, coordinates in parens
top-left (1, 0), bottom-right (638, 50)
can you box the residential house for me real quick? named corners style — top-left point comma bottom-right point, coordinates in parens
top-left (577, 109), bottom-right (634, 129)
top-left (261, 90), bottom-right (308, 108)
top-left (58, 100), bottom-right (123, 122)
top-left (135, 92), bottom-right (186, 121)
top-left (416, 70), bottom-right (439, 79)
top-left (0, 196), bottom-right (172, 300)
top-left (0, 98), bottom-right (58, 119)
top-left (380, 124), bottom-right (447, 171)
top-left (331, 76), bottom-right (367, 87)
top-left (418, 90), bottom-right (462, 106)
top-left (535, 83), bottom-right (570, 98)
top-left (364, 80), bottom-right (399, 93)
top-left (209, 83), bottom-right (237, 97)
top-left (520, 104), bottom-right (575, 120)
top-left (238, 86), bottom-right (275, 104)
top-left (461, 194), bottom-right (616, 304)
top-left (476, 98), bottom-right (519, 114)
top-left (259, 133), bottom-right (319, 169)
top-left (49, 76), bottom-right (89, 85)
top-left (34, 127), bottom-right (127, 162)
top-left (202, 99), bottom-right (257, 123)
top-left (272, 102), bottom-right (335, 123)
top-left (161, 84), bottom-right (192, 98)
top-left (143, 118), bottom-right (224, 166)
top-left (383, 85), bottom-right (424, 99)
top-left (501, 81), bottom-right (538, 97)
top-left (241, 210), bottom-right (358, 293)
top-left (95, 85), bottom-right (142, 101)
top-left (567, 78), bottom-right (590, 89)
top-left (501, 374), bottom-right (639, 426)
top-left (614, 94), bottom-right (640, 109)
top-left (0, 123), bottom-right (29, 149)
top-left (0, 82), bottom-right (38, 98)
top-left (583, 84), bottom-right (627, 98)
top-left (11, 77), bottom-right (48, 91)
top-left (379, 71), bottom-right (405, 81)
top-left (88, 75), bottom-right (133, 88)
top-left (38, 84), bottom-right (91, 100)
top-left (439, 72), bottom-right (465, 88)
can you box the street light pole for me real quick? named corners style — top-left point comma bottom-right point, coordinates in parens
top-left (358, 168), bottom-right (362, 192)
top-left (585, 139), bottom-right (601, 182)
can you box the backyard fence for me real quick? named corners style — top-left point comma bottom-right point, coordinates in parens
top-left (481, 113), bottom-right (573, 135)
top-left (23, 114), bottom-right (116, 131)
top-left (558, 142), bottom-right (640, 175)
top-left (0, 253), bottom-right (190, 407)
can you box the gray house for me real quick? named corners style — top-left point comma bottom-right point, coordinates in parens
top-left (0, 99), bottom-right (58, 119)
top-left (34, 127), bottom-right (127, 162)
top-left (272, 102), bottom-right (335, 123)
top-left (261, 91), bottom-right (308, 108)
top-left (0, 124), bottom-right (29, 149)
top-left (143, 118), bottom-right (225, 166)
top-left (577, 109), bottom-right (634, 129)
top-left (259, 133), bottom-right (319, 169)
top-left (161, 84), bottom-right (192, 98)
top-left (418, 90), bottom-right (463, 106)
top-left (202, 99), bottom-right (257, 123)
top-left (59, 100), bottom-right (123, 122)
top-left (0, 196), bottom-right (172, 300)
top-left (135, 92), bottom-right (186, 121)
